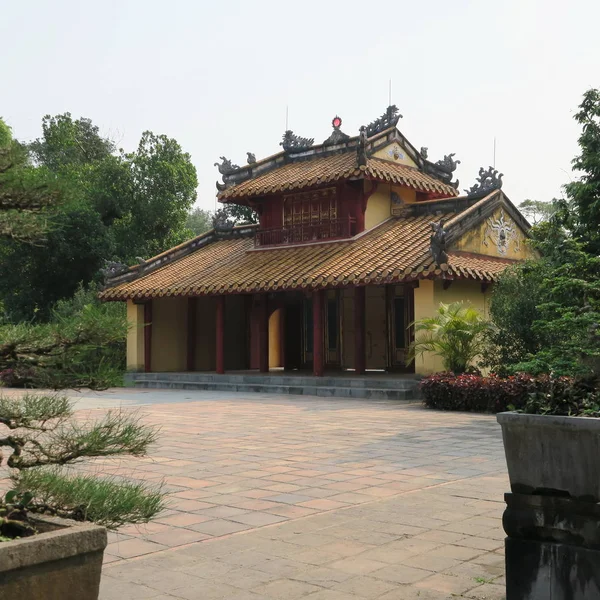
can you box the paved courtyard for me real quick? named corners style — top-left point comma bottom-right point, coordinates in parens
top-left (9, 388), bottom-right (509, 599)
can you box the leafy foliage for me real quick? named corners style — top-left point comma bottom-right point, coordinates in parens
top-left (0, 393), bottom-right (164, 536)
top-left (420, 372), bottom-right (600, 415)
top-left (185, 206), bottom-right (213, 236)
top-left (14, 469), bottom-right (166, 529)
top-left (0, 113), bottom-right (198, 320)
top-left (0, 118), bottom-right (60, 244)
top-left (488, 223), bottom-right (600, 378)
top-left (0, 284), bottom-right (127, 389)
top-left (518, 199), bottom-right (558, 225)
top-left (409, 302), bottom-right (491, 374)
top-left (565, 88), bottom-right (600, 254)
top-left (220, 203), bottom-right (258, 225)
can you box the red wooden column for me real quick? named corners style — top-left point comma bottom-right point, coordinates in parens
top-left (143, 300), bottom-right (152, 373)
top-left (216, 296), bottom-right (225, 374)
top-left (354, 286), bottom-right (366, 375)
top-left (258, 295), bottom-right (269, 373)
top-left (186, 297), bottom-right (197, 372)
top-left (312, 290), bottom-right (324, 377)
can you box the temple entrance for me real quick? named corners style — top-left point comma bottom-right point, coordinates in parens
top-left (388, 284), bottom-right (415, 372)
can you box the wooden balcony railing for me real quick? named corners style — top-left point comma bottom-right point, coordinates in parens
top-left (255, 217), bottom-right (357, 247)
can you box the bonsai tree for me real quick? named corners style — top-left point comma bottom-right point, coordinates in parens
top-left (0, 392), bottom-right (164, 540)
top-left (409, 302), bottom-right (491, 374)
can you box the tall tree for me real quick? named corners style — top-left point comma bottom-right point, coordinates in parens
top-left (0, 115), bottom-right (197, 320)
top-left (565, 88), bottom-right (600, 254)
top-left (186, 206), bottom-right (212, 236)
top-left (0, 118), bottom-right (59, 243)
top-left (518, 199), bottom-right (557, 225)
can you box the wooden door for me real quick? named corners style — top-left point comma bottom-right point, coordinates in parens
top-left (365, 286), bottom-right (387, 370)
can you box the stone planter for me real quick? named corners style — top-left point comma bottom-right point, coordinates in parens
top-left (497, 412), bottom-right (600, 501)
top-left (0, 514), bottom-right (107, 600)
top-left (497, 412), bottom-right (600, 599)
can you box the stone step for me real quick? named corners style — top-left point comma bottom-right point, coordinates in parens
top-left (131, 378), bottom-right (421, 401)
top-left (127, 372), bottom-right (419, 390)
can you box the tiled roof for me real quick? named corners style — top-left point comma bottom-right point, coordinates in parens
top-left (218, 154), bottom-right (457, 200)
top-left (100, 216), bottom-right (510, 301)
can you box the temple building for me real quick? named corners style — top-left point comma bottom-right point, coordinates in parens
top-left (100, 106), bottom-right (535, 380)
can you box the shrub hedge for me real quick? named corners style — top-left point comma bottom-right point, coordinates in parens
top-left (420, 372), bottom-right (600, 415)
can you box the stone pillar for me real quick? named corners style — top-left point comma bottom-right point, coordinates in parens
top-left (216, 296), bottom-right (225, 374)
top-left (143, 300), bottom-right (152, 373)
top-left (259, 295), bottom-right (269, 373)
top-left (186, 297), bottom-right (197, 372)
top-left (312, 290), bottom-right (324, 377)
top-left (354, 286), bottom-right (366, 375)
top-left (126, 300), bottom-right (145, 372)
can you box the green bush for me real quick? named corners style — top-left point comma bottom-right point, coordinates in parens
top-left (0, 284), bottom-right (127, 390)
top-left (420, 372), bottom-right (600, 416)
top-left (409, 302), bottom-right (491, 374)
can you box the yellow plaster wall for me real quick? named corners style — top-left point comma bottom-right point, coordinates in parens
top-left (413, 279), bottom-right (493, 375)
top-left (126, 301), bottom-right (145, 372)
top-left (452, 207), bottom-right (535, 260)
top-left (391, 184), bottom-right (417, 204)
top-left (372, 142), bottom-right (417, 167)
top-left (365, 184), bottom-right (391, 230)
top-left (151, 297), bottom-right (187, 372)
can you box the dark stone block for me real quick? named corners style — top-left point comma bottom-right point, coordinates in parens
top-left (506, 538), bottom-right (600, 599)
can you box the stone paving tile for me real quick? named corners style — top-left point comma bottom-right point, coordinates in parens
top-left (25, 388), bottom-right (511, 600)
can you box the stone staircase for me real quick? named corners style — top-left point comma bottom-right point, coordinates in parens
top-left (126, 372), bottom-right (422, 402)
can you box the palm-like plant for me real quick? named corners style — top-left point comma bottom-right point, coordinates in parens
top-left (409, 302), bottom-right (492, 373)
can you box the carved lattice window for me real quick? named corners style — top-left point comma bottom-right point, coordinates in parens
top-left (283, 188), bottom-right (338, 229)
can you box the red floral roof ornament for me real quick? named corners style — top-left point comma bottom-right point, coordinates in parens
top-left (323, 115), bottom-right (350, 145)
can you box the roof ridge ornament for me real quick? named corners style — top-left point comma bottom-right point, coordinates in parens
top-left (429, 219), bottom-right (449, 266)
top-left (280, 130), bottom-right (314, 152)
top-left (434, 153), bottom-right (461, 190)
top-left (323, 115), bottom-right (350, 145)
top-left (215, 156), bottom-right (241, 192)
top-left (366, 105), bottom-right (402, 137)
top-left (465, 166), bottom-right (503, 197)
top-left (357, 126), bottom-right (368, 167)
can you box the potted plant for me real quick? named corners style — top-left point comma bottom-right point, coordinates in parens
top-left (0, 392), bottom-right (165, 600)
top-left (496, 377), bottom-right (600, 599)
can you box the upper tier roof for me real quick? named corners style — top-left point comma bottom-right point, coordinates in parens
top-left (215, 106), bottom-right (464, 202)
top-left (218, 153), bottom-right (458, 200)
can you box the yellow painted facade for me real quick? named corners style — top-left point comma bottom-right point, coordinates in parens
top-left (452, 207), bottom-right (535, 260)
top-left (412, 279), bottom-right (492, 375)
top-left (372, 142), bottom-right (417, 168)
top-left (364, 185), bottom-right (391, 230)
top-left (126, 301), bottom-right (145, 371)
top-left (151, 297), bottom-right (188, 371)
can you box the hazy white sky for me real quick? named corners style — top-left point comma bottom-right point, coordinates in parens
top-left (2, 0), bottom-right (599, 211)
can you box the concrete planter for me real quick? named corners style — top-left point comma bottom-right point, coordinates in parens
top-left (497, 412), bottom-right (600, 501)
top-left (0, 514), bottom-right (107, 600)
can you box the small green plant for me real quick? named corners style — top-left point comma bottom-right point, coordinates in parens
top-left (0, 392), bottom-right (165, 540)
top-left (473, 576), bottom-right (496, 584)
top-left (0, 490), bottom-right (36, 540)
top-left (409, 302), bottom-right (492, 374)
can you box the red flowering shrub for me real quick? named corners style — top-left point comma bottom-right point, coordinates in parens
top-left (419, 372), bottom-right (599, 414)
top-left (420, 372), bottom-right (536, 413)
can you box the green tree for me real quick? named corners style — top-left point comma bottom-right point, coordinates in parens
top-left (186, 206), bottom-right (213, 236)
top-left (220, 203), bottom-right (258, 225)
top-left (518, 199), bottom-right (558, 225)
top-left (110, 131), bottom-right (198, 259)
top-left (409, 302), bottom-right (492, 374)
top-left (0, 119), bottom-right (59, 243)
top-left (565, 88), bottom-right (600, 254)
top-left (0, 114), bottom-right (198, 320)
